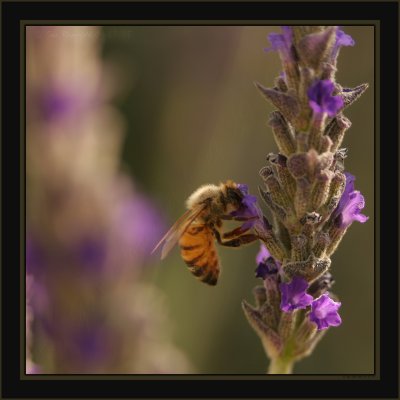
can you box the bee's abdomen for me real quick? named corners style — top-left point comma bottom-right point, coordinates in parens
top-left (179, 224), bottom-right (220, 286)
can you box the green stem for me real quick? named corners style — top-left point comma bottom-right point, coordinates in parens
top-left (268, 356), bottom-right (295, 374)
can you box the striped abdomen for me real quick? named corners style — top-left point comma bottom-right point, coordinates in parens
top-left (179, 224), bottom-right (220, 286)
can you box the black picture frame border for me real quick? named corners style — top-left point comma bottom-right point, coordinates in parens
top-left (2, 1), bottom-right (398, 399)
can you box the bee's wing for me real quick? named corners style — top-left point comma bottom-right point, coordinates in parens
top-left (151, 205), bottom-right (206, 260)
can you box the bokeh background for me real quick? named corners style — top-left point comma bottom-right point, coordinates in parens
top-left (26, 25), bottom-right (374, 374)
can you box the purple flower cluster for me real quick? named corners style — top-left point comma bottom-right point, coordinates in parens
top-left (334, 172), bottom-right (368, 228)
top-left (280, 276), bottom-right (341, 330)
top-left (307, 79), bottom-right (343, 117)
top-left (254, 249), bottom-right (342, 331)
top-left (25, 26), bottom-right (190, 374)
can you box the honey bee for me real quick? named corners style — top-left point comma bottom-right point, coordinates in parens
top-left (152, 180), bottom-right (259, 285)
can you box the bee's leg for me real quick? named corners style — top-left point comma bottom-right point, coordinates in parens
top-left (221, 215), bottom-right (259, 222)
top-left (223, 225), bottom-right (251, 238)
top-left (213, 228), bottom-right (258, 247)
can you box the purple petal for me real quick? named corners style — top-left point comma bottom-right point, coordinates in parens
top-left (335, 176), bottom-right (369, 228)
top-left (336, 29), bottom-right (355, 47)
top-left (265, 26), bottom-right (293, 61)
top-left (255, 244), bottom-right (279, 279)
top-left (256, 243), bottom-right (270, 265)
top-left (331, 28), bottom-right (355, 61)
top-left (325, 312), bottom-right (342, 326)
top-left (75, 236), bottom-right (107, 271)
top-left (232, 183), bottom-right (262, 224)
top-left (307, 79), bottom-right (343, 116)
top-left (280, 276), bottom-right (313, 312)
top-left (309, 294), bottom-right (342, 330)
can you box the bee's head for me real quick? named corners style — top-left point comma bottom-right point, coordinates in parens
top-left (224, 181), bottom-right (245, 208)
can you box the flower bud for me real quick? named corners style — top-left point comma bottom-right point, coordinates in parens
top-left (252, 285), bottom-right (267, 307)
top-left (294, 314), bottom-right (317, 344)
top-left (295, 131), bottom-right (309, 152)
top-left (264, 275), bottom-right (281, 317)
top-left (291, 234), bottom-right (308, 261)
top-left (332, 148), bottom-right (348, 172)
top-left (320, 62), bottom-right (337, 80)
top-left (296, 26), bottom-right (337, 70)
top-left (255, 81), bottom-right (300, 122)
top-left (260, 234), bottom-right (288, 263)
top-left (258, 187), bottom-right (287, 223)
top-left (278, 310), bottom-right (297, 341)
top-left (268, 111), bottom-right (296, 156)
top-left (273, 75), bottom-right (288, 92)
top-left (298, 66), bottom-right (314, 110)
top-left (326, 225), bottom-right (347, 256)
top-left (308, 112), bottom-right (326, 151)
top-left (267, 154), bottom-right (296, 200)
top-left (287, 153), bottom-right (309, 179)
top-left (275, 165), bottom-right (296, 200)
top-left (294, 177), bottom-right (311, 218)
top-left (324, 114), bottom-right (352, 151)
top-left (260, 302), bottom-right (279, 330)
top-left (319, 135), bottom-right (333, 153)
top-left (242, 300), bottom-right (283, 358)
top-left (265, 174), bottom-right (291, 210)
top-left (316, 151), bottom-right (334, 173)
top-left (311, 170), bottom-right (334, 210)
top-left (321, 171), bottom-right (346, 214)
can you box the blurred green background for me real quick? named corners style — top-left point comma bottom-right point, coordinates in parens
top-left (100, 26), bottom-right (374, 374)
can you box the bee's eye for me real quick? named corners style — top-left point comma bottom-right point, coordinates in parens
top-left (228, 188), bottom-right (243, 203)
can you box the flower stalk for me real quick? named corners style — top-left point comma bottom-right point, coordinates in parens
top-left (241, 26), bottom-right (369, 373)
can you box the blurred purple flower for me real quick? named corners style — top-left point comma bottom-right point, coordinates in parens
top-left (26, 25), bottom-right (191, 374)
top-left (36, 82), bottom-right (99, 123)
top-left (71, 322), bottom-right (112, 365)
top-left (75, 236), bottom-right (107, 271)
top-left (255, 243), bottom-right (279, 279)
top-left (26, 234), bottom-right (45, 274)
top-left (309, 294), bottom-right (342, 330)
top-left (280, 276), bottom-right (313, 312)
top-left (333, 172), bottom-right (368, 228)
top-left (265, 26), bottom-right (293, 62)
top-left (41, 87), bottom-right (77, 120)
top-left (307, 79), bottom-right (343, 117)
top-left (115, 194), bottom-right (165, 256)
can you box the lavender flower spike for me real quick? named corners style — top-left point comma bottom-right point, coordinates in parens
top-left (242, 25), bottom-right (369, 374)
top-left (334, 172), bottom-right (369, 228)
top-left (307, 79), bottom-right (344, 117)
top-left (279, 276), bottom-right (313, 312)
top-left (309, 294), bottom-right (342, 330)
